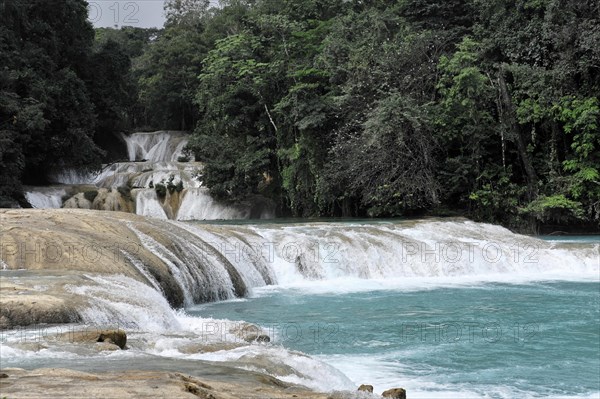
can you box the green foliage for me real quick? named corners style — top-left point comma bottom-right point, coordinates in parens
top-left (521, 195), bottom-right (585, 225)
top-left (467, 167), bottom-right (527, 227)
top-left (436, 38), bottom-right (500, 208)
top-left (551, 96), bottom-right (600, 220)
top-left (188, 27), bottom-right (278, 202)
top-left (554, 97), bottom-right (599, 160)
top-left (117, 186), bottom-right (132, 200)
top-left (152, 175), bottom-right (183, 197)
top-left (154, 183), bottom-right (167, 198)
top-left (325, 94), bottom-right (439, 216)
top-left (135, 4), bottom-right (209, 130)
top-left (86, 39), bottom-right (135, 149)
top-left (83, 190), bottom-right (99, 203)
top-left (0, 0), bottom-right (106, 204)
top-left (3, 0), bottom-right (599, 231)
top-left (166, 175), bottom-right (178, 194)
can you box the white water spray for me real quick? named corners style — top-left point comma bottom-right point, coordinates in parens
top-left (29, 131), bottom-right (274, 220)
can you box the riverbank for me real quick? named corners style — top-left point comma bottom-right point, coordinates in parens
top-left (0, 367), bottom-right (338, 399)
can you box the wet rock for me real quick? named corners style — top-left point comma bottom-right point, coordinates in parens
top-left (244, 334), bottom-right (271, 343)
top-left (382, 387), bottom-right (406, 399)
top-left (0, 373), bottom-right (8, 378)
top-left (98, 330), bottom-right (127, 349)
top-left (358, 384), bottom-right (374, 393)
top-left (61, 329), bottom-right (127, 349)
top-left (13, 342), bottom-right (48, 352)
top-left (95, 342), bottom-right (121, 351)
top-left (0, 283), bottom-right (82, 330)
top-left (0, 367), bottom-right (333, 398)
top-left (0, 209), bottom-right (188, 310)
top-left (178, 342), bottom-right (245, 354)
top-left (62, 192), bottom-right (93, 210)
top-left (229, 323), bottom-right (270, 343)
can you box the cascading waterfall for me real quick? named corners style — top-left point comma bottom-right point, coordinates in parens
top-left (27, 131), bottom-right (274, 220)
top-left (123, 131), bottom-right (189, 162)
top-left (24, 187), bottom-right (67, 209)
top-left (173, 220), bottom-right (598, 289)
top-left (1, 213), bottom-right (597, 396)
top-left (67, 275), bottom-right (181, 332)
top-left (94, 218), bottom-right (598, 329)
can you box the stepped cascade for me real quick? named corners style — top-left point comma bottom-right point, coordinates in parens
top-left (1, 210), bottom-right (597, 330)
top-left (24, 131), bottom-right (274, 220)
top-left (1, 209), bottom-right (598, 397)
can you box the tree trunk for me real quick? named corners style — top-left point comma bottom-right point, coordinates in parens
top-left (497, 67), bottom-right (538, 197)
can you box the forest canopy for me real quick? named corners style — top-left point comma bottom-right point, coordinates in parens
top-left (1, 0), bottom-right (598, 232)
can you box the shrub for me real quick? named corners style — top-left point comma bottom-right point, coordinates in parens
top-left (154, 183), bottom-right (167, 198)
top-left (117, 186), bottom-right (132, 200)
top-left (83, 190), bottom-right (99, 203)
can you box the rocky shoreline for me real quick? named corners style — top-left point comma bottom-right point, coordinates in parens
top-left (0, 367), bottom-right (337, 399)
top-left (0, 367), bottom-right (407, 398)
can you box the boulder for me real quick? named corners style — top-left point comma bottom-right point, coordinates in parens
top-left (0, 280), bottom-right (82, 330)
top-left (0, 209), bottom-right (187, 309)
top-left (178, 342), bottom-right (245, 354)
top-left (358, 384), bottom-right (374, 393)
top-left (95, 342), bottom-right (121, 351)
top-left (229, 323), bottom-right (270, 343)
top-left (98, 330), bottom-right (127, 349)
top-left (245, 334), bottom-right (271, 343)
top-left (382, 388), bottom-right (406, 399)
top-left (60, 329), bottom-right (127, 349)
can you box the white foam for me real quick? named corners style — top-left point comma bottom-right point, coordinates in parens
top-left (66, 275), bottom-right (180, 332)
top-left (237, 221), bottom-right (599, 293)
top-left (123, 131), bottom-right (190, 162)
top-left (182, 344), bottom-right (355, 392)
top-left (318, 352), bottom-right (600, 399)
top-left (25, 187), bottom-right (67, 209)
top-left (133, 189), bottom-right (168, 219)
top-left (176, 188), bottom-right (250, 220)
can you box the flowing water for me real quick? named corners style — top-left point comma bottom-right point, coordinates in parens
top-left (25, 131), bottom-right (274, 220)
top-left (1, 219), bottom-right (598, 397)
top-left (6, 131), bottom-right (599, 397)
top-left (192, 281), bottom-right (599, 398)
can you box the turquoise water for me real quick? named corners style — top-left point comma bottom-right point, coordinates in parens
top-left (190, 281), bottom-right (600, 398)
top-left (2, 217), bottom-right (597, 397)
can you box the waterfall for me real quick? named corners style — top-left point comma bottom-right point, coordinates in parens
top-left (28, 131), bottom-right (275, 220)
top-left (133, 189), bottom-right (168, 219)
top-left (24, 187), bottom-right (67, 209)
top-left (177, 189), bottom-right (251, 220)
top-left (120, 218), bottom-right (598, 311)
top-left (57, 217), bottom-right (597, 331)
top-left (187, 219), bottom-right (598, 287)
top-left (123, 131), bottom-right (190, 162)
top-left (1, 209), bottom-right (596, 394)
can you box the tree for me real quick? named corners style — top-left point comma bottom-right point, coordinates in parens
top-left (189, 32), bottom-right (278, 201)
top-left (135, 3), bottom-right (209, 130)
top-left (0, 0), bottom-right (103, 204)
